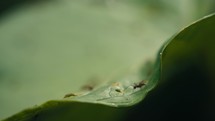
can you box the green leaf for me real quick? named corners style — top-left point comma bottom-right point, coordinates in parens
top-left (0, 0), bottom-right (190, 118)
top-left (1, 1), bottom-right (215, 121)
top-left (4, 13), bottom-right (215, 121)
top-left (0, 1), bottom-right (163, 118)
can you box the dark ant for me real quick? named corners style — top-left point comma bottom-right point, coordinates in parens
top-left (115, 89), bottom-right (122, 93)
top-left (133, 80), bottom-right (146, 89)
top-left (64, 93), bottom-right (77, 98)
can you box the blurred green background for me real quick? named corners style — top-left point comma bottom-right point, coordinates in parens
top-left (0, 0), bottom-right (215, 120)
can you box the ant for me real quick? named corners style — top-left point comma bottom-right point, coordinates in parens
top-left (64, 93), bottom-right (77, 98)
top-left (133, 80), bottom-right (146, 89)
top-left (115, 89), bottom-right (122, 93)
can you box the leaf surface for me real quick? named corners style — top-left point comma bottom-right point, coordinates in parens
top-left (1, 1), bottom-right (215, 121)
